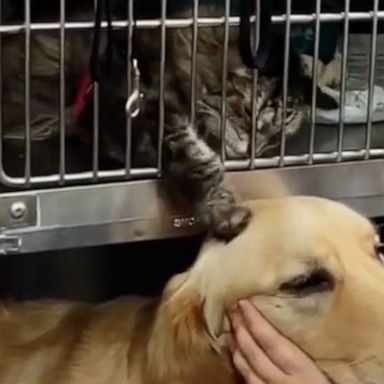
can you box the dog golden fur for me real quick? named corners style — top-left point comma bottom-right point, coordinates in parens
top-left (0, 196), bottom-right (383, 384)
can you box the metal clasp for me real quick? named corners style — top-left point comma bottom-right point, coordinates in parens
top-left (0, 234), bottom-right (21, 255)
top-left (125, 58), bottom-right (143, 118)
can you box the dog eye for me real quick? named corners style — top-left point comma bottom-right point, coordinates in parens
top-left (279, 269), bottom-right (334, 297)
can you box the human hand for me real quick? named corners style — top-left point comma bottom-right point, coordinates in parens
top-left (228, 299), bottom-right (330, 384)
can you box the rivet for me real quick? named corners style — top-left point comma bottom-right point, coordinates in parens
top-left (10, 202), bottom-right (27, 220)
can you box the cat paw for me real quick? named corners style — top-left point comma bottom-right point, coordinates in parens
top-left (199, 188), bottom-right (251, 241)
top-left (210, 203), bottom-right (252, 241)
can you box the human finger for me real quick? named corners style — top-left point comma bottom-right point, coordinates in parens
top-left (230, 309), bottom-right (285, 383)
top-left (232, 349), bottom-right (265, 384)
top-left (240, 299), bottom-right (319, 374)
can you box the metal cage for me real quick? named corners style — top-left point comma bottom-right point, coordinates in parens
top-left (0, 0), bottom-right (383, 254)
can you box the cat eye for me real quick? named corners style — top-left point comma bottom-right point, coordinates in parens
top-left (279, 269), bottom-right (334, 297)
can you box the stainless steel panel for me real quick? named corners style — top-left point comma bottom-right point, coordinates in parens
top-left (0, 161), bottom-right (382, 253)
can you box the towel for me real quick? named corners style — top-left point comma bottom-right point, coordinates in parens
top-left (316, 85), bottom-right (384, 125)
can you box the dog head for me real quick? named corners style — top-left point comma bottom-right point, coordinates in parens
top-left (159, 196), bottom-right (384, 383)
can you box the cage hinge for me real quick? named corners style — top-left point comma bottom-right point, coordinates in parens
top-left (0, 234), bottom-right (21, 255)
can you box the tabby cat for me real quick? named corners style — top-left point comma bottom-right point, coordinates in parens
top-left (84, 4), bottom-right (336, 238)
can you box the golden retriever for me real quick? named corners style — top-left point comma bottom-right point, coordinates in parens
top-left (0, 196), bottom-right (383, 384)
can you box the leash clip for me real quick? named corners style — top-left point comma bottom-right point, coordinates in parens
top-left (125, 58), bottom-right (143, 119)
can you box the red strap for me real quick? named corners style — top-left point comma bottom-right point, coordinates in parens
top-left (73, 73), bottom-right (94, 121)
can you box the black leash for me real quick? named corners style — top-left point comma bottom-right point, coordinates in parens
top-left (239, 0), bottom-right (272, 70)
top-left (90, 0), bottom-right (272, 78)
top-left (90, 0), bottom-right (114, 83)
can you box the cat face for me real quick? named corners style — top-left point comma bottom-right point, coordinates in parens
top-left (163, 6), bottom-right (313, 160)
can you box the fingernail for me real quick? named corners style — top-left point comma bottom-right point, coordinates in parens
top-left (238, 300), bottom-right (257, 324)
top-left (238, 300), bottom-right (249, 312)
top-left (228, 303), bottom-right (240, 317)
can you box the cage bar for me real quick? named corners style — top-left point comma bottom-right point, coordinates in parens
top-left (308, 0), bottom-right (322, 165)
top-left (0, 0), bottom-right (3, 182)
top-left (157, 0), bottom-right (167, 176)
top-left (189, 0), bottom-right (199, 126)
top-left (92, 83), bottom-right (100, 182)
top-left (250, 0), bottom-right (260, 170)
top-left (59, 0), bottom-right (66, 183)
top-left (365, 0), bottom-right (379, 159)
top-left (125, 0), bottom-right (134, 177)
top-left (279, 0), bottom-right (291, 167)
top-left (1, 143), bottom-right (384, 188)
top-left (337, 0), bottom-right (351, 162)
top-left (1, 12), bottom-right (383, 35)
top-left (220, 0), bottom-right (231, 163)
top-left (225, 149), bottom-right (384, 170)
top-left (91, 0), bottom-right (99, 182)
top-left (24, 0), bottom-right (32, 186)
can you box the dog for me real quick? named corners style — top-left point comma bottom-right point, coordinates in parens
top-left (0, 196), bottom-right (383, 384)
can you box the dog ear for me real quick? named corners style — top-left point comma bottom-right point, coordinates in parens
top-left (162, 270), bottom-right (226, 353)
top-left (158, 238), bottom-right (234, 356)
top-left (202, 295), bottom-right (227, 352)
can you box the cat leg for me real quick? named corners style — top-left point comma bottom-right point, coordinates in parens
top-left (163, 113), bottom-right (251, 241)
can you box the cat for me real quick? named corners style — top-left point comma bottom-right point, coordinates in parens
top-left (79, 4), bottom-right (337, 237)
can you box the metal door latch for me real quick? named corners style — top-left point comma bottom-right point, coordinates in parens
top-left (0, 195), bottom-right (36, 255)
top-left (0, 234), bottom-right (21, 255)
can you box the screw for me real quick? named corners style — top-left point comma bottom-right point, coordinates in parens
top-left (10, 201), bottom-right (27, 220)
